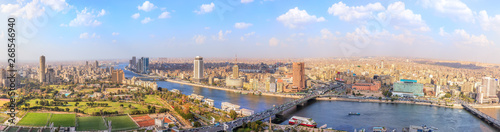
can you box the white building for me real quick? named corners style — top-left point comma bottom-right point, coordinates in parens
top-left (193, 56), bottom-right (204, 80)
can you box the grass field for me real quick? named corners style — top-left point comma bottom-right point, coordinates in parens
top-left (144, 95), bottom-right (166, 107)
top-left (76, 116), bottom-right (107, 131)
top-left (25, 99), bottom-right (149, 114)
top-left (48, 114), bottom-right (75, 127)
top-left (17, 113), bottom-right (50, 126)
top-left (105, 116), bottom-right (138, 131)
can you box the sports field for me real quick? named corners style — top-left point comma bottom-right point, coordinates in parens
top-left (76, 116), bottom-right (107, 131)
top-left (17, 113), bottom-right (50, 126)
top-left (48, 114), bottom-right (76, 127)
top-left (105, 115), bottom-right (139, 131)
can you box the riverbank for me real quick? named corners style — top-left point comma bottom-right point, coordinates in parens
top-left (471, 104), bottom-right (500, 108)
top-left (316, 97), bottom-right (463, 109)
top-left (165, 79), bottom-right (302, 99)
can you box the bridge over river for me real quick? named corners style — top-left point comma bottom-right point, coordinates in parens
top-left (181, 84), bottom-right (340, 132)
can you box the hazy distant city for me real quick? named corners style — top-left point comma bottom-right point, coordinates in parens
top-left (1, 0), bottom-right (500, 132)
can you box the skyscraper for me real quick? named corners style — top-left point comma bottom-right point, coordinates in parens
top-left (293, 62), bottom-right (305, 91)
top-left (142, 57), bottom-right (149, 74)
top-left (482, 77), bottom-right (498, 98)
top-left (232, 64), bottom-right (239, 79)
top-left (39, 55), bottom-right (46, 83)
top-left (95, 61), bottom-right (99, 69)
top-left (131, 56), bottom-right (136, 68)
top-left (111, 69), bottom-right (125, 84)
top-left (193, 56), bottom-right (204, 80)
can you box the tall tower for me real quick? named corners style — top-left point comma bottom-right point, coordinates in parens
top-left (95, 60), bottom-right (99, 69)
top-left (232, 54), bottom-right (239, 79)
top-left (39, 55), bottom-right (46, 83)
top-left (293, 62), bottom-right (305, 91)
top-left (132, 56), bottom-right (136, 68)
top-left (232, 65), bottom-right (239, 79)
top-left (193, 56), bottom-right (204, 79)
top-left (142, 57), bottom-right (149, 74)
top-left (381, 60), bottom-right (384, 69)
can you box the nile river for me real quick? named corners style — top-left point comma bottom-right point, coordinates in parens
top-left (117, 64), bottom-right (496, 131)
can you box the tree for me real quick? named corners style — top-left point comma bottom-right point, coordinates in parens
top-left (120, 104), bottom-right (124, 107)
top-left (194, 122), bottom-right (202, 127)
top-left (229, 110), bottom-right (238, 120)
top-left (128, 104), bottom-right (132, 108)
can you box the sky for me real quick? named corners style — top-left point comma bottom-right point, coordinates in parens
top-left (1, 0), bottom-right (500, 63)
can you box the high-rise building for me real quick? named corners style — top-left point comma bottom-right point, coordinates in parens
top-left (141, 57), bottom-right (149, 74)
top-left (39, 55), bottom-right (46, 83)
top-left (95, 61), bottom-right (99, 69)
top-left (292, 62), bottom-right (305, 91)
top-left (111, 69), bottom-right (125, 84)
top-left (193, 56), bottom-right (204, 80)
top-left (482, 77), bottom-right (498, 98)
top-left (232, 64), bottom-right (239, 79)
top-left (132, 56), bottom-right (136, 68)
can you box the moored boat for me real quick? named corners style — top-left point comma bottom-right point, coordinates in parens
top-left (288, 116), bottom-right (317, 127)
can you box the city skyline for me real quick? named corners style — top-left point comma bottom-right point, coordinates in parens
top-left (1, 0), bottom-right (500, 64)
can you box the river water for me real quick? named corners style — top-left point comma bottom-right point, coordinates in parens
top-left (116, 64), bottom-right (496, 131)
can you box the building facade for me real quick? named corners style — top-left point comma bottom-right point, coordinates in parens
top-left (193, 56), bottom-right (204, 80)
top-left (292, 62), bottom-right (305, 92)
top-left (39, 55), bottom-right (45, 83)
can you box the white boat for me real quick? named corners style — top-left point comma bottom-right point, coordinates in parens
top-left (288, 116), bottom-right (317, 127)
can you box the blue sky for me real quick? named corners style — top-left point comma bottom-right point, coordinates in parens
top-left (1, 0), bottom-right (500, 63)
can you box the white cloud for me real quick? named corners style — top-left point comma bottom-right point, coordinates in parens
top-left (320, 29), bottom-right (334, 39)
top-left (68, 8), bottom-right (105, 27)
top-left (241, 0), bottom-right (254, 4)
top-left (276, 7), bottom-right (325, 29)
top-left (0, 0), bottom-right (71, 20)
top-left (193, 35), bottom-right (207, 44)
top-left (328, 1), bottom-right (385, 21)
top-left (137, 1), bottom-right (157, 12)
top-left (79, 32), bottom-right (89, 39)
top-left (141, 17), bottom-right (152, 24)
top-left (439, 27), bottom-right (448, 36)
top-left (240, 32), bottom-right (256, 41)
top-left (59, 23), bottom-right (67, 27)
top-left (158, 11), bottom-right (171, 19)
top-left (41, 0), bottom-right (70, 12)
top-left (97, 9), bottom-right (106, 17)
top-left (269, 37), bottom-right (279, 46)
top-left (112, 40), bottom-right (117, 43)
top-left (245, 32), bottom-right (255, 37)
top-left (418, 0), bottom-right (474, 23)
top-left (439, 28), bottom-right (493, 46)
top-left (131, 13), bottom-right (140, 19)
top-left (112, 32), bottom-right (119, 36)
top-left (204, 27), bottom-right (211, 30)
top-left (194, 2), bottom-right (215, 14)
top-left (478, 10), bottom-right (500, 33)
top-left (214, 30), bottom-right (232, 41)
top-left (1, 0), bottom-right (45, 19)
top-left (329, 1), bottom-right (429, 32)
top-left (234, 22), bottom-right (253, 29)
top-left (383, 1), bottom-right (430, 31)
top-left (450, 29), bottom-right (493, 47)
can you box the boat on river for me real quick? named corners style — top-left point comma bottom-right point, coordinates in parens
top-left (348, 112), bottom-right (361, 115)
